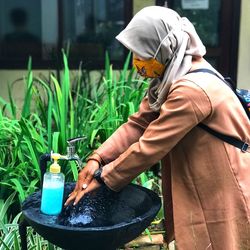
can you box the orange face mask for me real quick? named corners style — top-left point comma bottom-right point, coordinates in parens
top-left (133, 58), bottom-right (165, 78)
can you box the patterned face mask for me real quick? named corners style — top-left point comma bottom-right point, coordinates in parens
top-left (133, 58), bottom-right (165, 78)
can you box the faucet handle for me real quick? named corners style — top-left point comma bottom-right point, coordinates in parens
top-left (66, 136), bottom-right (86, 157)
top-left (67, 136), bottom-right (86, 146)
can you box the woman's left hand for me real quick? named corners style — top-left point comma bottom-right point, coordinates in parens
top-left (64, 178), bottom-right (101, 206)
top-left (64, 159), bottom-right (101, 206)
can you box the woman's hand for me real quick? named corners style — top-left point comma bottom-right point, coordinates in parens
top-left (64, 160), bottom-right (100, 206)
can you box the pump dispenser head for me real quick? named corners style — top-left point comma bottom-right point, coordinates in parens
top-left (50, 162), bottom-right (60, 173)
top-left (50, 153), bottom-right (61, 173)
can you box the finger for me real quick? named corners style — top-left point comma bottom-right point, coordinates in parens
top-left (82, 175), bottom-right (93, 189)
top-left (68, 189), bottom-right (77, 197)
top-left (73, 190), bottom-right (85, 206)
top-left (64, 194), bottom-right (76, 206)
top-left (64, 182), bottom-right (85, 206)
top-left (64, 191), bottom-right (77, 206)
top-left (74, 178), bottom-right (87, 192)
top-left (78, 179), bottom-right (88, 190)
top-left (83, 180), bottom-right (102, 195)
top-left (72, 180), bottom-right (102, 206)
top-left (78, 171), bottom-right (87, 182)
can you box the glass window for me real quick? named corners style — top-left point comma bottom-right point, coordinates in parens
top-left (0, 0), bottom-right (131, 69)
top-left (62, 0), bottom-right (126, 67)
top-left (171, 0), bottom-right (222, 47)
top-left (0, 0), bottom-right (42, 60)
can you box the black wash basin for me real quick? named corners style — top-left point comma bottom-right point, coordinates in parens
top-left (21, 182), bottom-right (161, 250)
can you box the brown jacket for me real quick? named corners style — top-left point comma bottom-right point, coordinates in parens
top-left (94, 69), bottom-right (250, 249)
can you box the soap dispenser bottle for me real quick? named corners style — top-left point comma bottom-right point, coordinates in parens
top-left (41, 153), bottom-right (65, 215)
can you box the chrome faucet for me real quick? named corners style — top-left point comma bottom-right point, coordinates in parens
top-left (39, 136), bottom-right (85, 188)
top-left (51, 136), bottom-right (86, 170)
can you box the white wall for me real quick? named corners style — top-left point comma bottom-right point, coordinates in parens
top-left (237, 0), bottom-right (250, 89)
top-left (0, 70), bottom-right (53, 114)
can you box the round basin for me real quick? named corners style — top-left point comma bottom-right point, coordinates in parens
top-left (21, 183), bottom-right (161, 250)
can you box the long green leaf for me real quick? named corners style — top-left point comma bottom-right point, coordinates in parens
top-left (7, 83), bottom-right (17, 118)
top-left (36, 77), bottom-right (54, 150)
top-left (10, 179), bottom-right (25, 202)
top-left (13, 232), bottom-right (20, 250)
top-left (0, 236), bottom-right (11, 250)
top-left (21, 57), bottom-right (33, 118)
top-left (52, 132), bottom-right (60, 153)
top-left (0, 192), bottom-right (16, 221)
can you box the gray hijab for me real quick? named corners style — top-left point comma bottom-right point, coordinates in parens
top-left (116, 6), bottom-right (206, 111)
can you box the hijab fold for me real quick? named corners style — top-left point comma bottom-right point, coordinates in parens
top-left (116, 6), bottom-right (206, 111)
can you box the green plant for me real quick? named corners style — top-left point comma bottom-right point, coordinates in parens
top-left (0, 51), bottom-right (150, 218)
top-left (0, 51), bottom-right (162, 249)
top-left (0, 192), bottom-right (59, 250)
top-left (87, 52), bottom-right (148, 148)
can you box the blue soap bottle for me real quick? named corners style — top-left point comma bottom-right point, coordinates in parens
top-left (41, 154), bottom-right (65, 215)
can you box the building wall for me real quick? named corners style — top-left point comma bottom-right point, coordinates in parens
top-left (237, 0), bottom-right (250, 89)
top-left (0, 70), bottom-right (36, 105)
top-left (133, 0), bottom-right (154, 14)
top-left (0, 69), bottom-right (53, 114)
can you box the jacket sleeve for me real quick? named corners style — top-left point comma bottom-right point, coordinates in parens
top-left (93, 96), bottom-right (159, 164)
top-left (102, 81), bottom-right (212, 191)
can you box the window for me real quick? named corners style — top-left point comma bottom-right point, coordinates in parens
top-left (0, 0), bottom-right (132, 69)
top-left (156, 0), bottom-right (241, 82)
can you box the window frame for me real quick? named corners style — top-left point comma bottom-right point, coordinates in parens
top-left (156, 0), bottom-right (241, 83)
top-left (0, 0), bottom-right (133, 70)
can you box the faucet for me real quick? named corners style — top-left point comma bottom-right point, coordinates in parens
top-left (57, 136), bottom-right (86, 169)
top-left (39, 136), bottom-right (85, 188)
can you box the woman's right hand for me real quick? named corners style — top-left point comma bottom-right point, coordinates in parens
top-left (64, 159), bottom-right (100, 206)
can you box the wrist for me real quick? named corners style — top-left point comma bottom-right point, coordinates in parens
top-left (86, 152), bottom-right (104, 167)
top-left (86, 158), bottom-right (100, 168)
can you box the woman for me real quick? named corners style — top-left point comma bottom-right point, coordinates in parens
top-left (65, 6), bottom-right (250, 249)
